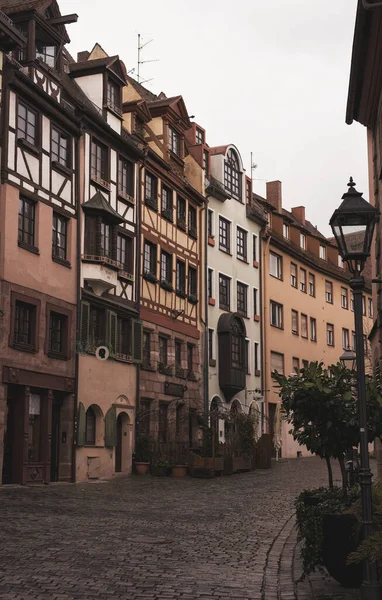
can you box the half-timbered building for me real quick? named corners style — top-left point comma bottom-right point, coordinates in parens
top-left (0, 0), bottom-right (79, 485)
top-left (123, 80), bottom-right (206, 448)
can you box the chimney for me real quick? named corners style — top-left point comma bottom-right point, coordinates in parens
top-left (266, 180), bottom-right (282, 213)
top-left (77, 51), bottom-right (90, 62)
top-left (291, 206), bottom-right (305, 225)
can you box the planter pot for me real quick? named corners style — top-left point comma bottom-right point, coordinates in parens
top-left (232, 457), bottom-right (252, 473)
top-left (151, 465), bottom-right (169, 477)
top-left (190, 456), bottom-right (224, 473)
top-left (172, 465), bottom-right (187, 478)
top-left (135, 462), bottom-right (150, 475)
top-left (322, 513), bottom-right (362, 588)
top-left (191, 467), bottom-right (215, 478)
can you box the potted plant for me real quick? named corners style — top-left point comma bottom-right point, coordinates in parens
top-left (134, 434), bottom-right (152, 475)
top-left (151, 456), bottom-right (170, 477)
top-left (171, 463), bottom-right (187, 477)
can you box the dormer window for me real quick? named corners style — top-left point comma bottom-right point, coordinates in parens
top-left (36, 45), bottom-right (56, 68)
top-left (319, 244), bottom-right (326, 260)
top-left (283, 223), bottom-right (289, 239)
top-left (224, 149), bottom-right (241, 200)
top-left (300, 233), bottom-right (306, 250)
top-left (196, 128), bottom-right (204, 145)
top-left (107, 79), bottom-right (121, 113)
top-left (169, 126), bottom-right (180, 156)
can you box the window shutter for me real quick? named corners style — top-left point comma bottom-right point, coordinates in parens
top-left (80, 301), bottom-right (90, 352)
top-left (84, 216), bottom-right (97, 255)
top-left (132, 319), bottom-right (143, 363)
top-left (107, 311), bottom-right (117, 354)
top-left (104, 406), bottom-right (117, 447)
top-left (77, 402), bottom-right (86, 446)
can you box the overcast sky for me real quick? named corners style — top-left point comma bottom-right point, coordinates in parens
top-left (60, 0), bottom-right (366, 236)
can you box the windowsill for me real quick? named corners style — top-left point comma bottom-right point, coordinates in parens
top-left (255, 370), bottom-right (261, 377)
top-left (141, 363), bottom-right (155, 372)
top-left (12, 342), bottom-right (36, 354)
top-left (253, 261), bottom-right (259, 268)
top-left (253, 315), bottom-right (260, 322)
top-left (47, 351), bottom-right (68, 361)
top-left (176, 289), bottom-right (187, 299)
top-left (162, 211), bottom-right (174, 223)
top-left (118, 190), bottom-right (135, 205)
top-left (145, 198), bottom-right (158, 212)
top-left (270, 324), bottom-right (283, 330)
top-left (18, 241), bottom-right (39, 255)
top-left (311, 339), bottom-right (317, 343)
top-left (52, 161), bottom-right (72, 177)
top-left (208, 237), bottom-right (215, 247)
top-left (208, 298), bottom-right (216, 306)
top-left (300, 288), bottom-right (307, 294)
top-left (270, 274), bottom-right (282, 281)
top-left (326, 301), bottom-right (333, 305)
top-left (209, 359), bottom-right (216, 367)
top-left (301, 336), bottom-right (308, 340)
top-left (177, 221), bottom-right (187, 232)
top-left (292, 331), bottom-right (299, 336)
top-left (219, 305), bottom-right (231, 312)
top-left (237, 256), bottom-right (248, 264)
top-left (169, 150), bottom-right (184, 166)
top-left (17, 137), bottom-right (39, 157)
top-left (237, 311), bottom-right (248, 319)
top-left (219, 247), bottom-right (232, 255)
top-left (91, 176), bottom-right (111, 192)
top-left (105, 102), bottom-right (123, 119)
top-left (52, 255), bottom-right (71, 269)
top-left (188, 231), bottom-right (198, 240)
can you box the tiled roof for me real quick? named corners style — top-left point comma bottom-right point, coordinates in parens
top-left (209, 145), bottom-right (229, 156)
top-left (126, 75), bottom-right (157, 103)
top-left (0, 0), bottom-right (52, 12)
top-left (82, 191), bottom-right (123, 223)
top-left (70, 56), bottom-right (119, 72)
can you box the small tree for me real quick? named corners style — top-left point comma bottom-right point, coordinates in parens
top-left (273, 362), bottom-right (382, 489)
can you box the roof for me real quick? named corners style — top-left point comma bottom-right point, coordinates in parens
top-left (209, 145), bottom-right (229, 157)
top-left (126, 75), bottom-right (157, 103)
top-left (0, 0), bottom-right (52, 12)
top-left (82, 191), bottom-right (124, 223)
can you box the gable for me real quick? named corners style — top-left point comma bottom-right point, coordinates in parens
top-left (88, 43), bottom-right (109, 61)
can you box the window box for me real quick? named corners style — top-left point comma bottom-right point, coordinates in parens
top-left (254, 314), bottom-right (260, 322)
top-left (145, 196), bottom-right (158, 211)
top-left (91, 176), bottom-right (111, 191)
top-left (208, 298), bottom-right (216, 306)
top-left (143, 270), bottom-right (157, 284)
top-left (177, 218), bottom-right (187, 232)
top-left (176, 288), bottom-right (187, 299)
top-left (187, 371), bottom-right (197, 381)
top-left (255, 369), bottom-right (261, 378)
top-left (208, 236), bottom-right (215, 247)
top-left (160, 280), bottom-right (173, 292)
top-left (118, 190), bottom-right (135, 205)
top-left (158, 362), bottom-right (173, 376)
top-left (209, 359), bottom-right (216, 367)
top-left (18, 241), bottom-right (39, 255)
top-left (162, 208), bottom-right (173, 222)
top-left (253, 260), bottom-right (259, 268)
top-left (119, 271), bottom-right (135, 282)
top-left (188, 226), bottom-right (198, 240)
top-left (188, 294), bottom-right (198, 305)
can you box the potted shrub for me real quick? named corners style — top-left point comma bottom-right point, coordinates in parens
top-left (134, 434), bottom-right (152, 475)
top-left (151, 456), bottom-right (170, 477)
top-left (171, 463), bottom-right (187, 477)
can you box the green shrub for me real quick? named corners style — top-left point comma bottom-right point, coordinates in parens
top-left (347, 482), bottom-right (382, 564)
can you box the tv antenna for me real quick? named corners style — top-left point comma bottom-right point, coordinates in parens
top-left (250, 152), bottom-right (258, 185)
top-left (137, 33), bottom-right (159, 84)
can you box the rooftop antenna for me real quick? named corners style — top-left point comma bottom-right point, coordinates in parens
top-left (137, 33), bottom-right (159, 84)
top-left (250, 152), bottom-right (258, 186)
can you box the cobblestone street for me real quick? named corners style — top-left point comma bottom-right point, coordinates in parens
top-left (0, 457), bottom-right (363, 600)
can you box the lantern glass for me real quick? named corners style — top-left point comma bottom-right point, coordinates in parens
top-left (340, 348), bottom-right (356, 371)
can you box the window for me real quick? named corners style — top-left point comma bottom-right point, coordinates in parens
top-left (253, 288), bottom-right (258, 316)
top-left (169, 126), bottom-right (180, 155)
top-left (117, 234), bottom-right (133, 272)
top-left (176, 260), bottom-right (186, 294)
top-left (219, 274), bottom-right (231, 310)
top-left (338, 255), bottom-right (344, 268)
top-left (310, 318), bottom-right (317, 342)
top-left (188, 205), bottom-right (197, 238)
top-left (293, 357), bottom-right (299, 373)
top-left (36, 44), bottom-right (56, 68)
top-left (302, 360), bottom-right (309, 369)
top-left (107, 79), bottom-right (120, 109)
top-left (51, 127), bottom-right (69, 167)
top-left (308, 273), bottom-right (315, 297)
top-left (17, 102), bottom-right (37, 146)
top-left (270, 300), bottom-right (283, 328)
top-left (339, 287), bottom-right (348, 309)
top-left (362, 295), bottom-right (366, 316)
top-left (237, 227), bottom-right (248, 261)
top-left (118, 157), bottom-right (133, 197)
top-left (246, 180), bottom-right (252, 204)
top-left (188, 266), bottom-right (197, 298)
top-left (91, 139), bottom-right (108, 181)
top-left (270, 351), bottom-right (284, 375)
top-left (18, 197), bottom-right (35, 247)
top-left (254, 343), bottom-right (260, 373)
top-left (292, 310), bottom-right (299, 335)
top-left (159, 336), bottom-right (168, 367)
top-left (175, 340), bottom-right (182, 371)
top-left (100, 222), bottom-right (111, 258)
top-left (363, 334), bottom-right (368, 355)
top-left (117, 317), bottom-right (132, 355)
top-left (327, 323), bottom-right (334, 346)
top-left (207, 210), bottom-right (213, 238)
top-left (351, 292), bottom-right (354, 311)
top-left (319, 245), bottom-right (326, 260)
top-left (283, 223), bottom-right (289, 239)
top-left (253, 235), bottom-right (258, 262)
top-left (270, 252), bottom-right (282, 279)
top-left (245, 340), bottom-right (249, 374)
top-left (187, 344), bottom-right (194, 375)
top-left (159, 403), bottom-right (168, 443)
top-left (231, 332), bottom-right (243, 367)
top-left (140, 400), bottom-right (151, 435)
top-left (196, 127), bottom-right (204, 145)
top-left (85, 407), bottom-right (96, 445)
top-left (352, 331), bottom-right (356, 351)
top-left (89, 307), bottom-right (105, 347)
top-left (219, 217), bottom-right (231, 253)
top-left (300, 269), bottom-right (307, 293)
top-left (160, 251), bottom-right (172, 286)
top-left (300, 233), bottom-right (306, 249)
top-left (14, 301), bottom-right (36, 348)
top-left (203, 150), bottom-right (209, 176)
top-left (161, 186), bottom-right (173, 220)
top-left (342, 328), bottom-right (350, 350)
top-left (143, 331), bottom-right (151, 366)
top-left (177, 196), bottom-right (186, 228)
top-left (143, 241), bottom-right (157, 279)
top-left (237, 282), bottom-right (248, 316)
top-left (368, 298), bottom-right (374, 318)
top-left (301, 314), bottom-right (308, 338)
top-left (291, 263), bottom-right (297, 288)
top-left (325, 281), bottom-right (333, 304)
top-left (208, 269), bottom-right (213, 299)
top-left (145, 172), bottom-right (158, 209)
top-left (52, 213), bottom-right (67, 261)
top-left (48, 312), bottom-right (67, 355)
top-left (208, 329), bottom-right (214, 361)
top-left (224, 149), bottom-right (241, 199)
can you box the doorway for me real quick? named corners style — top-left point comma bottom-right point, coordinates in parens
top-left (268, 403), bottom-right (279, 458)
top-left (50, 401), bottom-right (61, 482)
top-left (115, 412), bottom-right (129, 473)
top-left (2, 398), bottom-right (14, 484)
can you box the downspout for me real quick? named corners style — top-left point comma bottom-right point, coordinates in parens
top-left (261, 231), bottom-right (271, 434)
top-left (258, 229), bottom-right (265, 434)
top-left (72, 129), bottom-right (83, 483)
top-left (135, 158), bottom-right (145, 442)
top-left (199, 198), bottom-right (209, 421)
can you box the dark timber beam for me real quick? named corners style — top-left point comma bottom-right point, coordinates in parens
top-left (48, 14), bottom-right (78, 26)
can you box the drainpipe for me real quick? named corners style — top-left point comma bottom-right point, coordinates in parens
top-left (200, 198), bottom-right (209, 421)
top-left (261, 231), bottom-right (271, 434)
top-left (135, 159), bottom-right (145, 443)
top-left (258, 230), bottom-right (265, 434)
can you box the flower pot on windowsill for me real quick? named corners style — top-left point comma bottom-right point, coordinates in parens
top-left (208, 298), bottom-right (216, 306)
top-left (160, 280), bottom-right (173, 292)
top-left (188, 294), bottom-right (198, 305)
top-left (143, 271), bottom-right (157, 284)
top-left (176, 289), bottom-right (187, 299)
top-left (253, 260), bottom-right (259, 268)
top-left (172, 465), bottom-right (187, 478)
top-left (208, 236), bottom-right (215, 246)
top-left (254, 314), bottom-right (260, 322)
top-left (135, 462), bottom-right (150, 475)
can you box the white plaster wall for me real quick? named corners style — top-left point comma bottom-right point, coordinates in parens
top-left (74, 74), bottom-right (103, 111)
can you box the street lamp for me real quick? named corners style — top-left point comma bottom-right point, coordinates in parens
top-left (330, 177), bottom-right (381, 599)
top-left (340, 348), bottom-right (357, 371)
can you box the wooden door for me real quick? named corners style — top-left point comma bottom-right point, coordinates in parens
top-left (50, 402), bottom-right (61, 482)
top-left (115, 414), bottom-right (122, 473)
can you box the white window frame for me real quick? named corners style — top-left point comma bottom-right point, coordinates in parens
top-left (207, 208), bottom-right (215, 239)
top-left (327, 324), bottom-right (334, 346)
top-left (236, 224), bottom-right (249, 262)
top-left (300, 233), bottom-right (306, 250)
top-left (319, 245), bottom-right (326, 260)
top-left (341, 287), bottom-right (348, 309)
top-left (270, 252), bottom-right (282, 279)
top-left (283, 223), bottom-right (289, 239)
top-left (270, 300), bottom-right (283, 329)
top-left (342, 328), bottom-right (350, 350)
top-left (218, 213), bottom-right (232, 254)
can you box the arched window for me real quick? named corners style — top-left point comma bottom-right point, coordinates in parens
top-left (224, 149), bottom-right (241, 199)
top-left (85, 406), bottom-right (96, 445)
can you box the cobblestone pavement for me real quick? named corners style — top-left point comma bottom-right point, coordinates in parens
top-left (0, 457), bottom-right (365, 600)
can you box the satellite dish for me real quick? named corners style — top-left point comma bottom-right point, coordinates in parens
top-left (96, 346), bottom-right (110, 361)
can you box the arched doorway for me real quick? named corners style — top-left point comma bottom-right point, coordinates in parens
top-left (210, 396), bottom-right (222, 446)
top-left (115, 412), bottom-right (130, 473)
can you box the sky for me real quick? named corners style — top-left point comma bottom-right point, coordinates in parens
top-left (59, 0), bottom-right (367, 236)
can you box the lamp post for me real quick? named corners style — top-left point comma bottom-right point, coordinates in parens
top-left (330, 177), bottom-right (381, 599)
top-left (340, 348), bottom-right (357, 371)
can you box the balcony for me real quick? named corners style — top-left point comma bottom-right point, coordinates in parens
top-left (0, 11), bottom-right (27, 51)
top-left (81, 258), bottom-right (119, 296)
